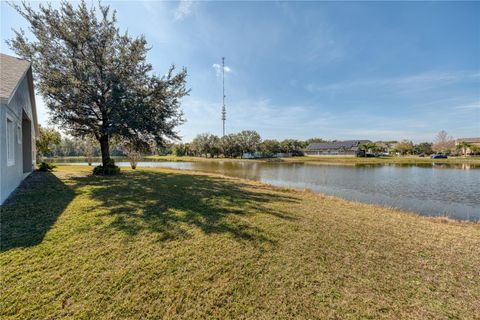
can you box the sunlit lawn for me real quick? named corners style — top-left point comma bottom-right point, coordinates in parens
top-left (1, 166), bottom-right (479, 319)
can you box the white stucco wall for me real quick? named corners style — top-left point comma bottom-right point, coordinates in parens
top-left (0, 75), bottom-right (36, 204)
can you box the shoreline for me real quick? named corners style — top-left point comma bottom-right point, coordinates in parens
top-left (45, 154), bottom-right (480, 166)
top-left (148, 166), bottom-right (480, 224)
top-left (45, 163), bottom-right (480, 222)
top-left (35, 165), bottom-right (480, 223)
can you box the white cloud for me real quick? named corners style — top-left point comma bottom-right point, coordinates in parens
top-left (306, 71), bottom-right (480, 93)
top-left (454, 103), bottom-right (480, 110)
top-left (174, 0), bottom-right (196, 21)
top-left (212, 63), bottom-right (232, 77)
top-left (178, 96), bottom-right (332, 141)
top-left (175, 94), bottom-right (480, 143)
top-left (334, 129), bottom-right (436, 142)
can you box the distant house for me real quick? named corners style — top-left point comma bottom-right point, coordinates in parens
top-left (304, 140), bottom-right (371, 156)
top-left (455, 138), bottom-right (480, 155)
top-left (0, 53), bottom-right (39, 204)
top-left (242, 152), bottom-right (263, 159)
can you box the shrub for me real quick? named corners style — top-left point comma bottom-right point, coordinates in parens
top-left (37, 161), bottom-right (56, 172)
top-left (93, 158), bottom-right (120, 175)
top-left (125, 150), bottom-right (142, 169)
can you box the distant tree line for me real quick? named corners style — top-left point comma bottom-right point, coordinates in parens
top-left (173, 131), bottom-right (325, 158)
top-left (39, 127), bottom-right (480, 160)
top-left (38, 126), bottom-right (167, 160)
top-left (360, 131), bottom-right (480, 156)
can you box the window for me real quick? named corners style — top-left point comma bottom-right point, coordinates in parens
top-left (32, 137), bottom-right (36, 163)
top-left (17, 123), bottom-right (22, 144)
top-left (6, 116), bottom-right (15, 166)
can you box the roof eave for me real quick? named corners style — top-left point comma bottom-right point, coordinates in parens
top-left (2, 63), bottom-right (40, 137)
top-left (5, 61), bottom-right (32, 105)
top-left (26, 67), bottom-right (40, 137)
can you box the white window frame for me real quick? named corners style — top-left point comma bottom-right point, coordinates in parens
top-left (17, 123), bottom-right (22, 144)
top-left (32, 137), bottom-right (36, 164)
top-left (6, 115), bottom-right (15, 166)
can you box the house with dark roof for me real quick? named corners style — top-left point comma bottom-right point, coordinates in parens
top-left (304, 140), bottom-right (371, 156)
top-left (0, 53), bottom-right (39, 204)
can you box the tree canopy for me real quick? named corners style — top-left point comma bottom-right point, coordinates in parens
top-left (413, 142), bottom-right (433, 155)
top-left (36, 125), bottom-right (61, 160)
top-left (432, 130), bottom-right (455, 154)
top-left (189, 131), bottom-right (309, 158)
top-left (8, 1), bottom-right (188, 172)
top-left (393, 140), bottom-right (414, 155)
top-left (191, 133), bottom-right (221, 158)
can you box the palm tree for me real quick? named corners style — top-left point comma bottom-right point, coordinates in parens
top-left (456, 141), bottom-right (471, 157)
top-left (365, 142), bottom-right (380, 154)
top-left (358, 142), bottom-right (380, 157)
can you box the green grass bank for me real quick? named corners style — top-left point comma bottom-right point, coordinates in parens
top-left (146, 154), bottom-right (480, 165)
top-left (1, 166), bottom-right (479, 319)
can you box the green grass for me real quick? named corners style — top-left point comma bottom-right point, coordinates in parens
top-left (146, 154), bottom-right (480, 165)
top-left (280, 155), bottom-right (480, 165)
top-left (1, 166), bottom-right (479, 319)
top-left (145, 155), bottom-right (204, 162)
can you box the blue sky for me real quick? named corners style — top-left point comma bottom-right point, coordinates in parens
top-left (1, 1), bottom-right (479, 142)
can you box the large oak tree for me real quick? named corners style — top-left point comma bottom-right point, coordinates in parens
top-left (8, 1), bottom-right (188, 171)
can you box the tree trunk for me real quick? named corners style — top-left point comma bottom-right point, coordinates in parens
top-left (99, 135), bottom-right (110, 167)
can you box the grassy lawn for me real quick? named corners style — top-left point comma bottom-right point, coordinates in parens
top-left (146, 154), bottom-right (480, 165)
top-left (1, 166), bottom-right (479, 319)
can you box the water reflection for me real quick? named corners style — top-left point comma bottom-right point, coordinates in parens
top-left (53, 158), bottom-right (480, 221)
top-left (353, 162), bottom-right (479, 170)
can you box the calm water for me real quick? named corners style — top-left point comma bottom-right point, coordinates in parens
top-left (57, 158), bottom-right (480, 221)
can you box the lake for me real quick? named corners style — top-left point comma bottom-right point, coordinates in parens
top-left (57, 158), bottom-right (480, 221)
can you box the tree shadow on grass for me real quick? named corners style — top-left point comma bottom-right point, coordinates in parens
top-left (70, 170), bottom-right (299, 246)
top-left (1, 172), bottom-right (75, 252)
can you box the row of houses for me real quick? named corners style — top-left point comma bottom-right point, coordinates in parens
top-left (304, 140), bottom-right (371, 156)
top-left (304, 138), bottom-right (480, 156)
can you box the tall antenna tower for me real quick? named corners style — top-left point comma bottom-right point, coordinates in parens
top-left (221, 57), bottom-right (226, 137)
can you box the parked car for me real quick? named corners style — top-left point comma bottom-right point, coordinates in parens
top-left (430, 154), bottom-right (448, 159)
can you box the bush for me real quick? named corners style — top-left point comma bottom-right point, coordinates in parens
top-left (37, 161), bottom-right (56, 172)
top-left (93, 158), bottom-right (120, 175)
